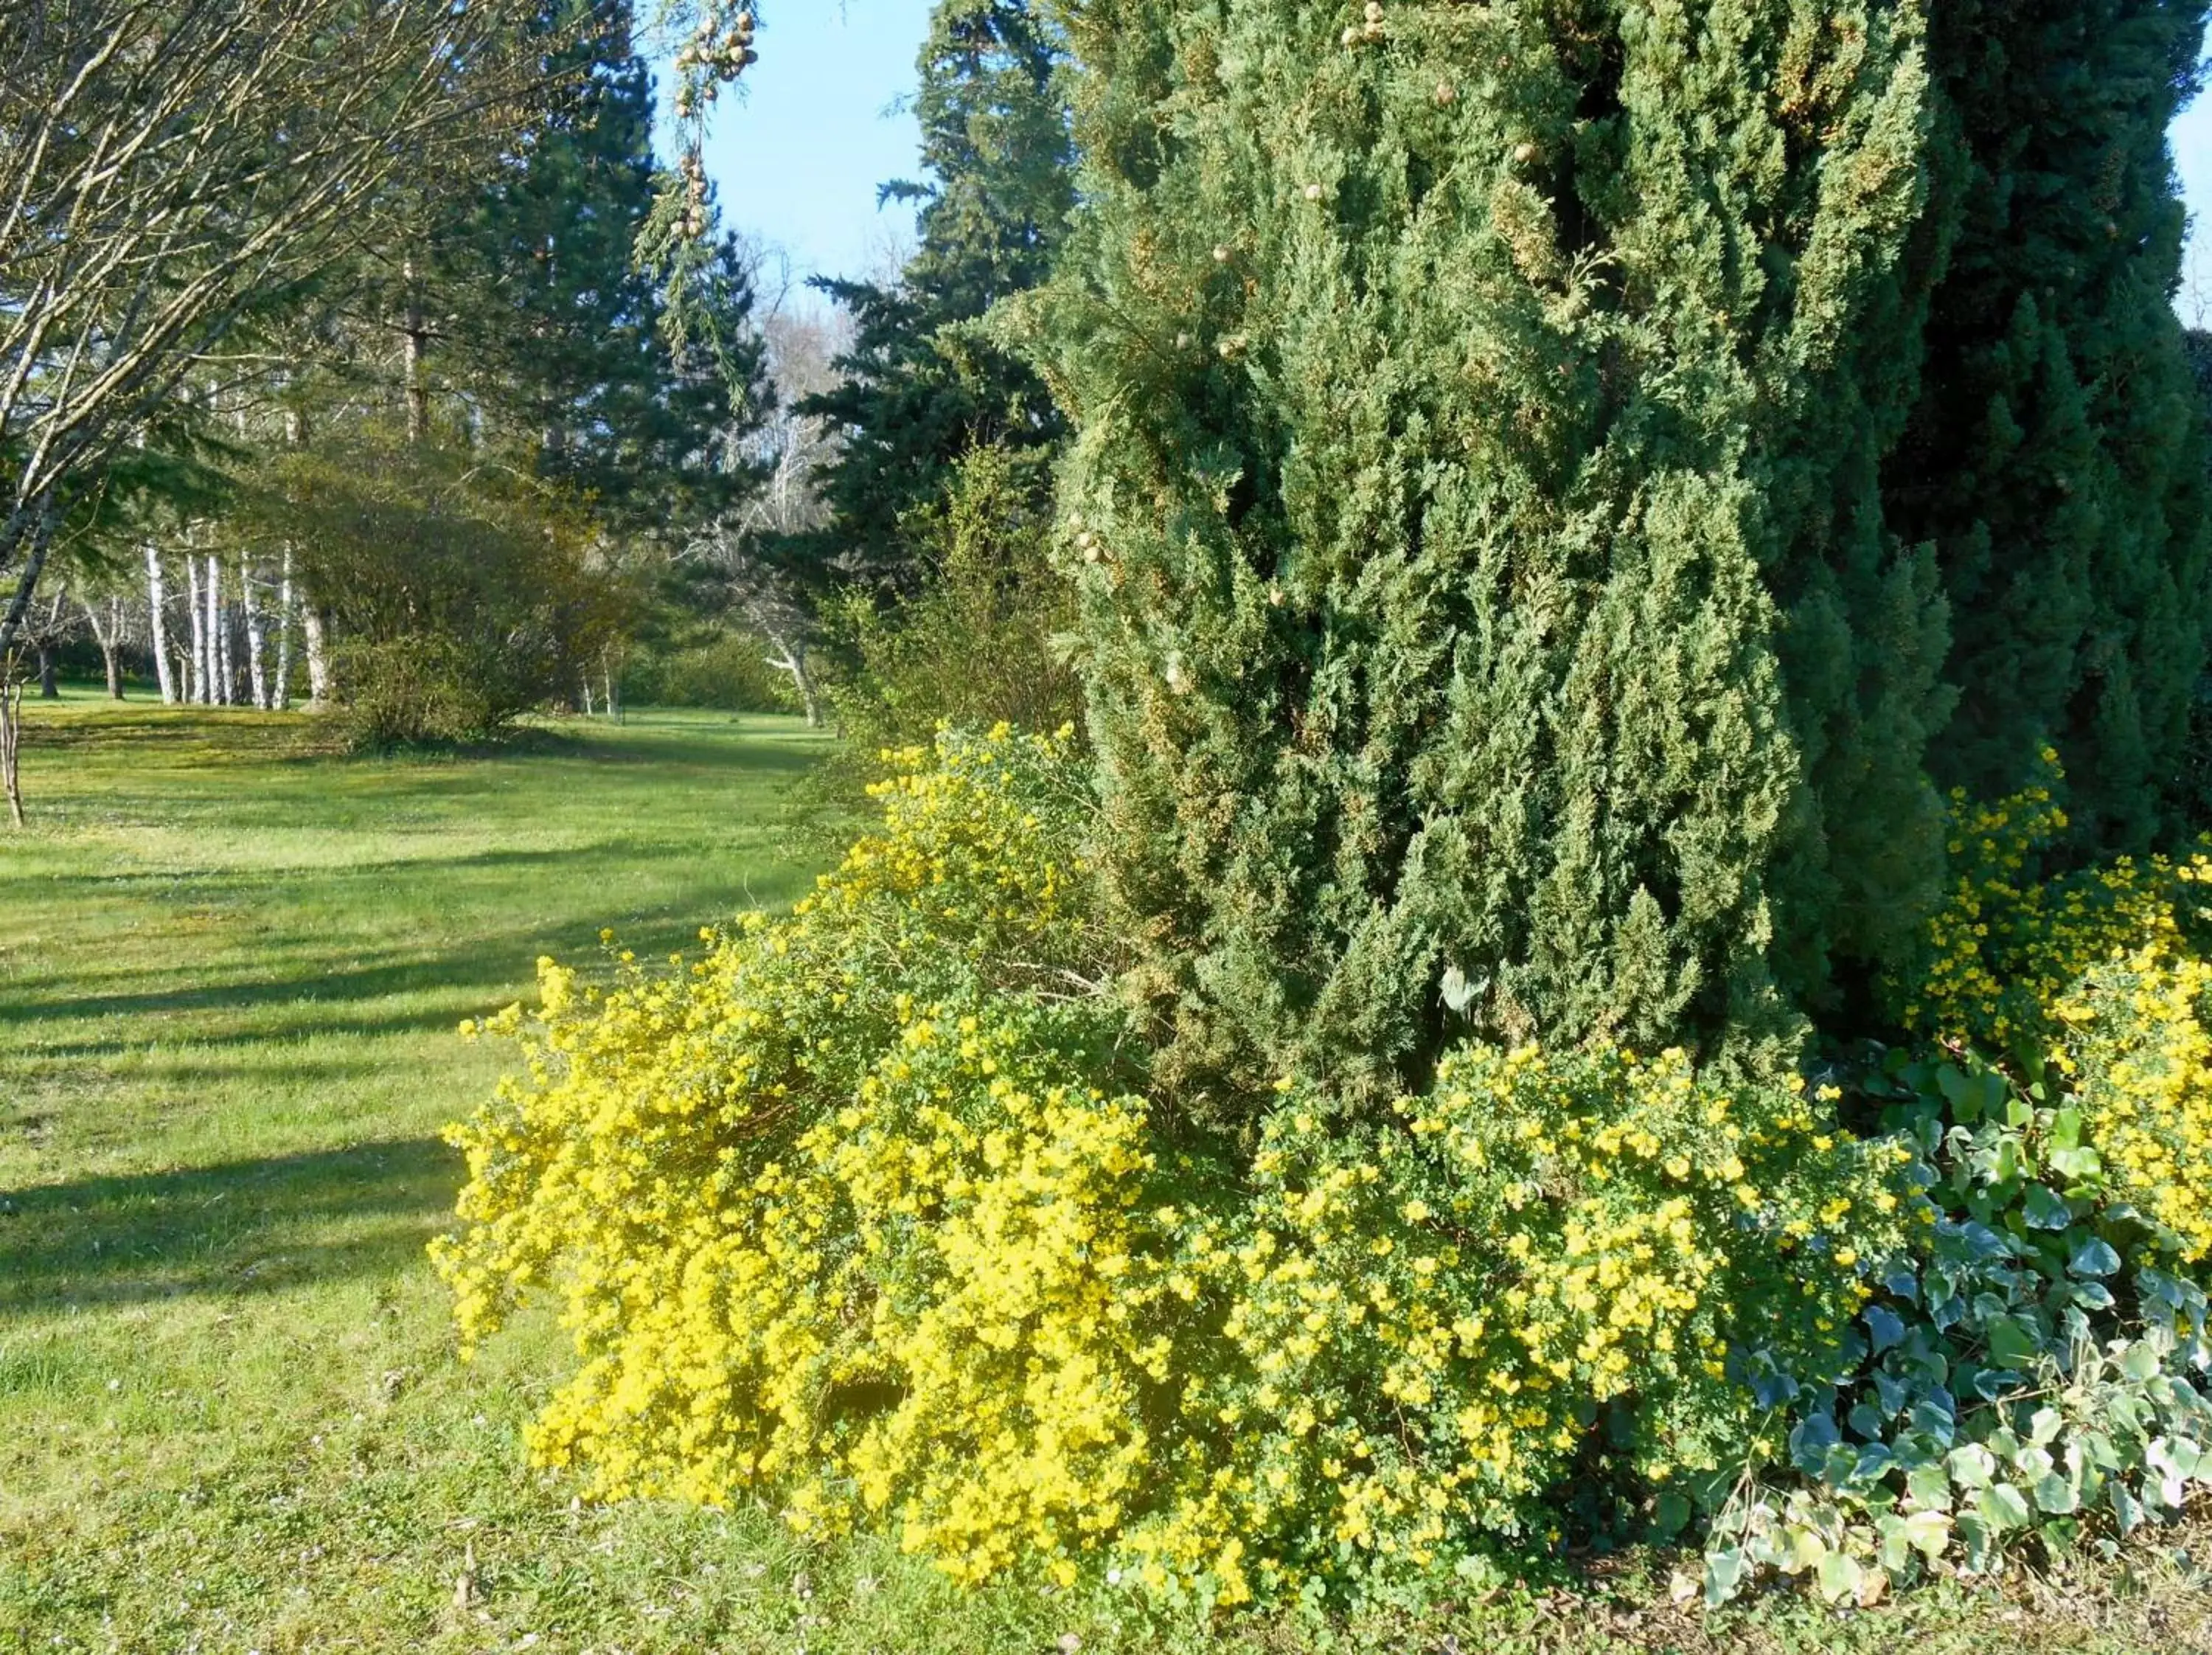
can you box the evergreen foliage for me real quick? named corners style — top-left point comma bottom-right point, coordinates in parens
top-left (429, 0), bottom-right (768, 535)
top-left (1888, 0), bottom-right (2211, 850)
top-left (800, 0), bottom-right (1074, 588)
top-left (1031, 0), bottom-right (1953, 1115)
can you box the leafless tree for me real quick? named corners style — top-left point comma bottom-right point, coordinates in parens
top-left (689, 298), bottom-right (848, 725)
top-left (0, 0), bottom-right (556, 667)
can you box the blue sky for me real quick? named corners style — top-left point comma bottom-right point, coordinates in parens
top-left (694, 10), bottom-right (2212, 314)
top-left (696, 0), bottom-right (934, 289)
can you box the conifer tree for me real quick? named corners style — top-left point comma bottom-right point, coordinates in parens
top-left (1890, 0), bottom-right (2211, 849)
top-left (1032, 0), bottom-right (1952, 1115)
top-left (431, 0), bottom-right (766, 535)
top-left (801, 0), bottom-right (1074, 587)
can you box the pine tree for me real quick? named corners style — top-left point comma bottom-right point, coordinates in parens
top-left (801, 0), bottom-right (1074, 587)
top-left (431, 0), bottom-right (766, 535)
top-left (1888, 0), bottom-right (2211, 850)
top-left (1033, 0), bottom-right (1952, 1117)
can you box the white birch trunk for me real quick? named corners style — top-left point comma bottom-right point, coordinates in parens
top-left (274, 549), bottom-right (294, 711)
top-left (186, 555), bottom-right (207, 704)
top-left (146, 546), bottom-right (176, 704)
top-left (208, 555), bottom-right (229, 706)
top-left (302, 603), bottom-right (330, 709)
top-left (241, 558), bottom-right (268, 709)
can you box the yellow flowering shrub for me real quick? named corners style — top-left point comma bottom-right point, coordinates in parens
top-left (1887, 752), bottom-right (2212, 1262)
top-left (2057, 948), bottom-right (2212, 1261)
top-left (1122, 1047), bottom-right (1912, 1601)
top-left (435, 722), bottom-right (1916, 1607)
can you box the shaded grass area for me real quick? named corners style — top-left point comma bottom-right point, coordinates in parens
top-left (1, 694), bottom-right (2206, 1654)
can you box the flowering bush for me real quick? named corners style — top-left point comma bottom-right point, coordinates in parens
top-left (1128, 1047), bottom-right (1912, 1604)
top-left (435, 722), bottom-right (1919, 1609)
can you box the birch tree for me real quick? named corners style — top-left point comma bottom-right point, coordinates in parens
top-left (143, 544), bottom-right (174, 702)
top-left (689, 305), bottom-right (845, 725)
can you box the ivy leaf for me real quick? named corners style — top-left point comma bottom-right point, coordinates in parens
top-left (2068, 1237), bottom-right (2121, 1278)
top-left (2119, 1341), bottom-right (2161, 1384)
top-left (2020, 1184), bottom-right (2071, 1229)
top-left (1818, 1550), bottom-right (1864, 1604)
top-left (1703, 1546), bottom-right (1745, 1607)
top-left (1907, 1463), bottom-right (1953, 1510)
top-left (2033, 1469), bottom-right (2080, 1514)
top-left (1903, 1507), bottom-right (1952, 1559)
top-left (1986, 1315), bottom-right (2041, 1370)
top-left (1948, 1443), bottom-right (1997, 1488)
top-left (2029, 1406), bottom-right (2065, 1448)
top-left (2070, 1280), bottom-right (2117, 1311)
top-left (1790, 1413), bottom-right (1840, 1476)
top-left (1978, 1481), bottom-right (2032, 1530)
top-left (1865, 1304), bottom-right (1907, 1354)
top-left (2048, 1144), bottom-right (2102, 1182)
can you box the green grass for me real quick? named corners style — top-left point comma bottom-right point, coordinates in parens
top-left (2, 693), bottom-right (2205, 1654)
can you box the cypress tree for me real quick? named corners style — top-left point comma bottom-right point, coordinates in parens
top-left (1032, 0), bottom-right (1952, 1116)
top-left (1888, 0), bottom-right (2211, 849)
top-left (801, 0), bottom-right (1074, 588)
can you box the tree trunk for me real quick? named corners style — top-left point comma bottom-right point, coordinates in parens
top-left (403, 255), bottom-right (428, 443)
top-left (602, 650), bottom-right (619, 724)
top-left (147, 547), bottom-right (176, 704)
top-left (764, 630), bottom-right (824, 728)
top-left (1, 670), bottom-right (23, 829)
top-left (185, 555), bottom-right (206, 703)
top-left (302, 603), bottom-right (331, 709)
top-left (36, 647), bottom-right (57, 698)
top-left (241, 558), bottom-right (268, 709)
top-left (274, 548), bottom-right (294, 711)
top-left (83, 594), bottom-right (122, 698)
top-left (207, 554), bottom-right (229, 706)
top-left (580, 675), bottom-right (595, 717)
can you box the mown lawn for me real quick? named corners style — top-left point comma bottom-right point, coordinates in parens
top-left (1, 694), bottom-right (2205, 1654)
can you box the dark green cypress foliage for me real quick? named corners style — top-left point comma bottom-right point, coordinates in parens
top-left (801, 0), bottom-right (1074, 588)
top-left (1031, 0), bottom-right (1950, 1117)
top-left (1888, 0), bottom-right (2211, 850)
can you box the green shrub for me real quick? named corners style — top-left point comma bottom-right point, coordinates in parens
top-left (826, 445), bottom-right (1079, 760)
top-left (620, 631), bottom-right (796, 712)
top-left (251, 429), bottom-right (626, 746)
top-left (331, 635), bottom-right (542, 749)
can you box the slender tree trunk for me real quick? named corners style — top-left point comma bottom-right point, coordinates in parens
top-left (147, 547), bottom-right (175, 704)
top-left (83, 594), bottom-right (122, 698)
top-left (403, 256), bottom-right (428, 444)
top-left (580, 674), bottom-right (595, 717)
top-left (602, 650), bottom-right (619, 724)
top-left (302, 603), bottom-right (330, 709)
top-left (185, 555), bottom-right (206, 703)
top-left (274, 548), bottom-right (294, 711)
top-left (764, 630), bottom-right (824, 728)
top-left (241, 558), bottom-right (268, 709)
top-left (1, 668), bottom-right (23, 829)
top-left (36, 647), bottom-right (56, 698)
top-left (207, 554), bottom-right (229, 707)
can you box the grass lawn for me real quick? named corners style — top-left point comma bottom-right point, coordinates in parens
top-left (2, 693), bottom-right (2206, 1654)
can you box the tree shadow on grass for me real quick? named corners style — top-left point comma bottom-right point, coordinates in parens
top-left (0, 892), bottom-right (807, 1033)
top-left (0, 1137), bottom-right (459, 1319)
